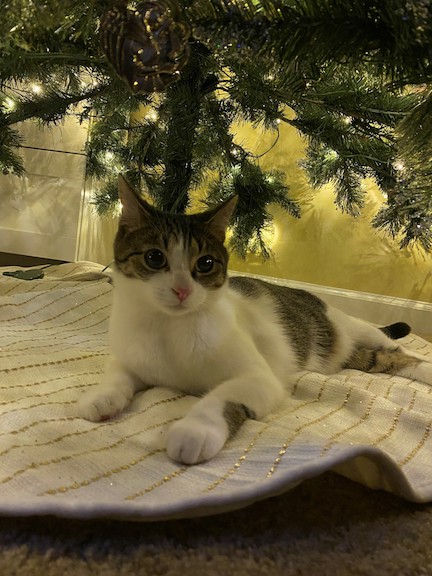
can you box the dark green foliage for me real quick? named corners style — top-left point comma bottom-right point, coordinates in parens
top-left (1, 0), bottom-right (432, 254)
top-left (0, 122), bottom-right (24, 175)
top-left (208, 159), bottom-right (300, 257)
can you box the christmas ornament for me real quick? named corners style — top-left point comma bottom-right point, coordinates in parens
top-left (100, 1), bottom-right (190, 93)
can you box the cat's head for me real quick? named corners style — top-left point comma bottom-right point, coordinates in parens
top-left (113, 175), bottom-right (237, 316)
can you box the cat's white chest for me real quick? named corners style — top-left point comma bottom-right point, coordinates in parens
top-left (109, 302), bottom-right (228, 394)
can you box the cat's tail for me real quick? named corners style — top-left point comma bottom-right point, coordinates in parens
top-left (380, 322), bottom-right (411, 340)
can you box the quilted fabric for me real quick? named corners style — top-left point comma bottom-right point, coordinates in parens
top-left (1, 262), bottom-right (432, 521)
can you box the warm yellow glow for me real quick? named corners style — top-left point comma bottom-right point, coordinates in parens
top-left (226, 223), bottom-right (279, 255)
top-left (227, 114), bottom-right (432, 302)
top-left (145, 109), bottom-right (158, 122)
top-left (254, 223), bottom-right (279, 251)
top-left (113, 200), bottom-right (123, 217)
top-left (31, 84), bottom-right (43, 95)
top-left (82, 105), bottom-right (432, 303)
top-left (3, 97), bottom-right (16, 111)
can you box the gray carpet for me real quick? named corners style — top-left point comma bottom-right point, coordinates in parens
top-left (1, 472), bottom-right (431, 576)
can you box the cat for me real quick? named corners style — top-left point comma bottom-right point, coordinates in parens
top-left (78, 174), bottom-right (432, 465)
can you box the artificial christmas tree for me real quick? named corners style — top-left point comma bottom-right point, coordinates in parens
top-left (1, 0), bottom-right (432, 254)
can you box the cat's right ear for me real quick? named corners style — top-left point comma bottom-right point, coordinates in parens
top-left (118, 174), bottom-right (152, 230)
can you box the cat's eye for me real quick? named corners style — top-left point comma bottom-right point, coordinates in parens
top-left (144, 249), bottom-right (167, 270)
top-left (196, 255), bottom-right (214, 273)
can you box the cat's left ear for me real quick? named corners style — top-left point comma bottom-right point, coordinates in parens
top-left (117, 174), bottom-right (153, 230)
top-left (199, 195), bottom-right (238, 242)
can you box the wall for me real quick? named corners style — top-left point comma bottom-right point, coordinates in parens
top-left (0, 115), bottom-right (88, 262)
top-left (227, 120), bottom-right (432, 303)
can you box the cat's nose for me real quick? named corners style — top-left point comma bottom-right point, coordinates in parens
top-left (172, 287), bottom-right (191, 302)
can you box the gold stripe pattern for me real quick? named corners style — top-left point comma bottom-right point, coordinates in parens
top-left (320, 394), bottom-right (377, 455)
top-left (0, 381), bottom-right (96, 408)
top-left (0, 370), bottom-right (103, 390)
top-left (0, 416), bottom-right (76, 438)
top-left (2, 262), bottom-right (432, 514)
top-left (1, 293), bottom-right (111, 332)
top-left (1, 328), bottom-right (107, 349)
top-left (204, 407), bottom-right (307, 493)
top-left (266, 385), bottom-right (361, 478)
top-left (0, 352), bottom-right (108, 374)
top-left (43, 450), bottom-right (163, 495)
top-left (2, 416), bottom-right (179, 488)
top-left (125, 467), bottom-right (189, 501)
top-left (399, 420), bottom-right (432, 468)
top-left (0, 283), bottom-right (85, 312)
top-left (0, 393), bottom-right (184, 459)
top-left (408, 389), bottom-right (418, 411)
top-left (205, 377), bottom-right (330, 492)
top-left (371, 407), bottom-right (404, 446)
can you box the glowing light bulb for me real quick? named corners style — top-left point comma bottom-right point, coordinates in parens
top-left (3, 97), bottom-right (16, 111)
top-left (325, 149), bottom-right (338, 160)
top-left (145, 109), bottom-right (158, 122)
top-left (31, 84), bottom-right (43, 95)
top-left (113, 200), bottom-right (123, 217)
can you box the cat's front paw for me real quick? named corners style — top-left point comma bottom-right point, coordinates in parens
top-left (77, 386), bottom-right (133, 422)
top-left (166, 415), bottom-right (229, 464)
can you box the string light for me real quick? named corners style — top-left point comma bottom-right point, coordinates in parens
top-left (145, 109), bottom-right (158, 122)
top-left (325, 149), bottom-right (338, 160)
top-left (394, 159), bottom-right (405, 171)
top-left (80, 76), bottom-right (100, 89)
top-left (113, 200), bottom-right (123, 217)
top-left (31, 84), bottom-right (43, 95)
top-left (3, 97), bottom-right (16, 111)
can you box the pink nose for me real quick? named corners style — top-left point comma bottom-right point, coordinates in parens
top-left (172, 287), bottom-right (191, 302)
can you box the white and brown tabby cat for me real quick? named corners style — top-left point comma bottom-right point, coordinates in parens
top-left (78, 175), bottom-right (432, 464)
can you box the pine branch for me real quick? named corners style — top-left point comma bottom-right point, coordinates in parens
top-left (191, 0), bottom-right (432, 84)
top-left (3, 83), bottom-right (109, 125)
top-left (207, 158), bottom-right (300, 258)
top-left (0, 123), bottom-right (25, 175)
top-left (157, 42), bottom-right (216, 213)
top-left (2, 0), bottom-right (432, 255)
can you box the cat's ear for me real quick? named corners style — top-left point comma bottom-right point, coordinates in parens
top-left (117, 174), bottom-right (153, 230)
top-left (199, 195), bottom-right (238, 242)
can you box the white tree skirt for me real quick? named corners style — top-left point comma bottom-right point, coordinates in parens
top-left (1, 262), bottom-right (432, 521)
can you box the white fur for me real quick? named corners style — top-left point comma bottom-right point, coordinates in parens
top-left (78, 265), bottom-right (432, 464)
